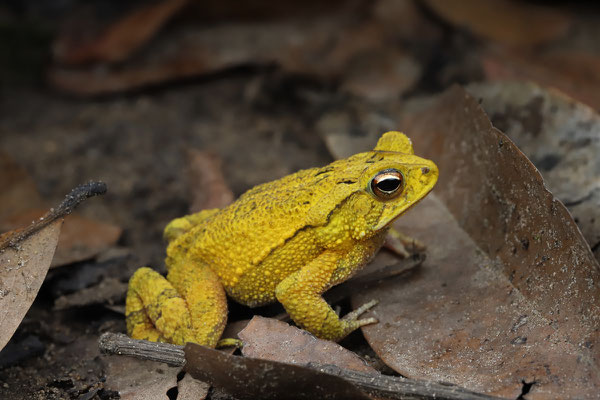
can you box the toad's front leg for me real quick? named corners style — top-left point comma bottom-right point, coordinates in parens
top-left (274, 249), bottom-right (378, 342)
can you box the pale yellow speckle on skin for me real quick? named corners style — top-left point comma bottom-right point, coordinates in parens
top-left (125, 131), bottom-right (438, 347)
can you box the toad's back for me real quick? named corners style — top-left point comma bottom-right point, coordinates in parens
top-left (188, 157), bottom-right (366, 296)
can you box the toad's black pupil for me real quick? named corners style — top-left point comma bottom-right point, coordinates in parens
top-left (377, 177), bottom-right (400, 192)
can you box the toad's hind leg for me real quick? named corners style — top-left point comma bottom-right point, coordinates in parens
top-left (167, 261), bottom-right (228, 347)
top-left (126, 262), bottom-right (228, 348)
top-left (126, 267), bottom-right (193, 344)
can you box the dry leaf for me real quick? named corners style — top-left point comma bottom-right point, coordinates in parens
top-left (467, 80), bottom-right (600, 261)
top-left (176, 373), bottom-right (209, 400)
top-left (482, 49), bottom-right (600, 112)
top-left (53, 0), bottom-right (189, 64)
top-left (341, 48), bottom-right (421, 102)
top-left (220, 319), bottom-right (250, 345)
top-left (186, 150), bottom-right (234, 213)
top-left (325, 251), bottom-right (424, 306)
top-left (184, 342), bottom-right (370, 400)
top-left (239, 316), bottom-right (377, 375)
top-left (51, 213), bottom-right (121, 267)
top-left (47, 18), bottom-right (347, 95)
top-left (52, 0), bottom-right (356, 66)
top-left (53, 277), bottom-right (127, 310)
top-left (0, 153), bottom-right (44, 222)
top-left (0, 220), bottom-right (62, 352)
top-left (0, 156), bottom-right (121, 268)
top-left (1, 210), bottom-right (121, 268)
top-left (349, 86), bottom-right (600, 398)
top-left (172, 318), bottom-right (248, 397)
top-left (47, 13), bottom-right (399, 96)
top-left (424, 0), bottom-right (571, 47)
top-left (102, 356), bottom-right (180, 400)
top-left (373, 0), bottom-right (442, 43)
top-left (0, 182), bottom-right (107, 352)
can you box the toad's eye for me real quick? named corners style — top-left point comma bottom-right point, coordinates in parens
top-left (370, 169), bottom-right (404, 199)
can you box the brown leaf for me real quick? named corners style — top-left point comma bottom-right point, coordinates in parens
top-left (341, 48), bottom-right (421, 102)
top-left (372, 0), bottom-right (442, 43)
top-left (46, 18), bottom-right (343, 95)
top-left (466, 80), bottom-right (600, 261)
top-left (186, 150), bottom-right (234, 213)
top-left (239, 316), bottom-right (377, 375)
top-left (424, 0), bottom-right (571, 47)
top-left (53, 0), bottom-right (355, 66)
top-left (221, 319), bottom-right (250, 343)
top-left (0, 153), bottom-right (44, 222)
top-left (0, 220), bottom-right (62, 352)
top-left (0, 182), bottom-right (107, 352)
top-left (51, 213), bottom-right (121, 267)
top-left (53, 0), bottom-right (190, 64)
top-left (184, 342), bottom-right (370, 400)
top-left (1, 210), bottom-right (121, 268)
top-left (321, 127), bottom-right (381, 161)
top-left (53, 277), bottom-right (127, 310)
top-left (102, 356), bottom-right (180, 400)
top-left (173, 319), bottom-right (249, 398)
top-left (325, 251), bottom-right (424, 306)
top-left (0, 156), bottom-right (121, 267)
top-left (176, 373), bottom-right (209, 400)
top-left (349, 87), bottom-right (600, 398)
top-left (482, 49), bottom-right (600, 112)
top-left (47, 14), bottom-right (393, 96)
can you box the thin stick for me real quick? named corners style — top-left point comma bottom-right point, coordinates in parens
top-left (0, 181), bottom-right (107, 250)
top-left (314, 364), bottom-right (505, 400)
top-left (99, 332), bottom-right (185, 366)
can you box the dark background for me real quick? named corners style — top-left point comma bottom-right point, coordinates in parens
top-left (1, 1), bottom-right (599, 399)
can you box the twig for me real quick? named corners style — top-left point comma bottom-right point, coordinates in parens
top-left (99, 332), bottom-right (506, 400)
top-left (99, 332), bottom-right (185, 366)
top-left (314, 364), bottom-right (505, 400)
top-left (0, 181), bottom-right (107, 250)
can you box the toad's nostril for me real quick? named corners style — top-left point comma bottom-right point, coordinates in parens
top-left (421, 167), bottom-right (430, 174)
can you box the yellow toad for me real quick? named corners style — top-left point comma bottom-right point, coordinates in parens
top-left (126, 131), bottom-right (438, 347)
